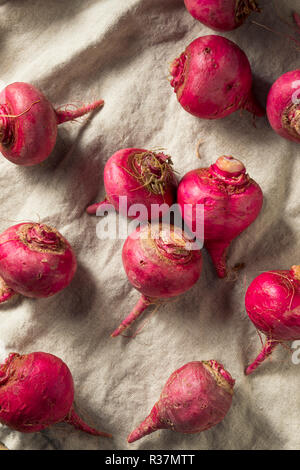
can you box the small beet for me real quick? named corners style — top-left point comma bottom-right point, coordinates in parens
top-left (0, 351), bottom-right (111, 437)
top-left (128, 360), bottom-right (234, 443)
top-left (170, 35), bottom-right (264, 120)
top-left (177, 156), bottom-right (263, 278)
top-left (111, 223), bottom-right (202, 337)
top-left (0, 82), bottom-right (104, 166)
top-left (245, 265), bottom-right (300, 375)
top-left (87, 148), bottom-right (177, 221)
top-left (0, 222), bottom-right (77, 302)
top-left (267, 70), bottom-right (300, 144)
top-left (184, 0), bottom-right (260, 32)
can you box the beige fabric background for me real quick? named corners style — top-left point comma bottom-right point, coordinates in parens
top-left (0, 0), bottom-right (299, 451)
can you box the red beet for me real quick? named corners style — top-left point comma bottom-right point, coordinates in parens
top-left (177, 156), bottom-right (263, 278)
top-left (87, 148), bottom-right (177, 221)
top-left (267, 70), bottom-right (300, 143)
top-left (184, 0), bottom-right (260, 32)
top-left (0, 82), bottom-right (104, 166)
top-left (0, 351), bottom-right (111, 436)
top-left (111, 223), bottom-right (202, 337)
top-left (0, 222), bottom-right (76, 302)
top-left (245, 265), bottom-right (300, 375)
top-left (170, 35), bottom-right (264, 120)
top-left (128, 360), bottom-right (234, 443)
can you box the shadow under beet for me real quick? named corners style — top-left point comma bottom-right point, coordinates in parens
top-left (15, 105), bottom-right (104, 178)
top-left (55, 262), bottom-right (99, 321)
top-left (251, 73), bottom-right (273, 109)
top-left (25, 262), bottom-right (99, 335)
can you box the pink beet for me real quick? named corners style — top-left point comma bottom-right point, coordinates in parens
top-left (111, 223), bottom-right (202, 337)
top-left (0, 351), bottom-right (111, 437)
top-left (177, 156), bottom-right (263, 278)
top-left (0, 82), bottom-right (104, 166)
top-left (267, 70), bottom-right (300, 143)
top-left (170, 35), bottom-right (264, 120)
top-left (127, 360), bottom-right (234, 443)
top-left (87, 148), bottom-right (177, 221)
top-left (0, 222), bottom-right (77, 302)
top-left (184, 0), bottom-right (260, 32)
top-left (245, 265), bottom-right (300, 375)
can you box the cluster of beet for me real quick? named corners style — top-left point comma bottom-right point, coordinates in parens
top-left (0, 0), bottom-right (299, 447)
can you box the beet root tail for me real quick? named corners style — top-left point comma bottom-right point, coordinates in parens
top-left (65, 407), bottom-right (112, 438)
top-left (56, 99), bottom-right (104, 124)
top-left (127, 409), bottom-right (161, 443)
top-left (204, 240), bottom-right (230, 278)
top-left (111, 295), bottom-right (151, 337)
top-left (86, 198), bottom-right (114, 215)
top-left (245, 339), bottom-right (278, 375)
top-left (242, 90), bottom-right (265, 117)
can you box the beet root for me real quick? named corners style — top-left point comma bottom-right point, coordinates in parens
top-left (0, 222), bottom-right (77, 300)
top-left (170, 35), bottom-right (264, 120)
top-left (0, 82), bottom-right (104, 166)
top-left (177, 156), bottom-right (263, 278)
top-left (87, 148), bottom-right (177, 221)
top-left (267, 70), bottom-right (300, 143)
top-left (111, 223), bottom-right (202, 337)
top-left (0, 352), bottom-right (111, 436)
top-left (127, 360), bottom-right (234, 443)
top-left (245, 265), bottom-right (300, 375)
top-left (184, 0), bottom-right (260, 32)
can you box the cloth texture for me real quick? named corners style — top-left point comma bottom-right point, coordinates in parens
top-left (0, 0), bottom-right (299, 450)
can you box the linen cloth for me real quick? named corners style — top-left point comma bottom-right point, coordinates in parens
top-left (0, 0), bottom-right (299, 450)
